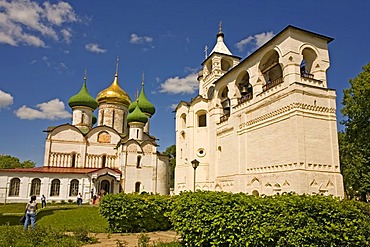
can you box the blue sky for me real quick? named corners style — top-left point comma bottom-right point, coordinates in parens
top-left (0, 0), bottom-right (369, 166)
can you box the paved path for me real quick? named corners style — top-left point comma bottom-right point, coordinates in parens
top-left (84, 231), bottom-right (179, 247)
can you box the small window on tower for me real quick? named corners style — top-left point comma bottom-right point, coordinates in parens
top-left (198, 114), bottom-right (207, 127)
top-left (137, 155), bottom-right (142, 168)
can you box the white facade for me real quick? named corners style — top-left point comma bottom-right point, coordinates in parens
top-left (0, 71), bottom-right (170, 203)
top-left (175, 26), bottom-right (344, 197)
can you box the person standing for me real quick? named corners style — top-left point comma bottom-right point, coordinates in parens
top-left (41, 195), bottom-right (46, 208)
top-left (24, 195), bottom-right (38, 230)
top-left (77, 193), bottom-right (82, 206)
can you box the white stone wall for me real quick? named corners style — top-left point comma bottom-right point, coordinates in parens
top-left (175, 27), bottom-right (344, 197)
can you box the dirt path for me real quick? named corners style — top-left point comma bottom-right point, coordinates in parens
top-left (84, 231), bottom-right (179, 247)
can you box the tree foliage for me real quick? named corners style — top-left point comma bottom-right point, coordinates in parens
top-left (0, 154), bottom-right (35, 169)
top-left (163, 144), bottom-right (176, 189)
top-left (340, 62), bottom-right (370, 201)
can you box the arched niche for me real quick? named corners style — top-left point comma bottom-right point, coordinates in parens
top-left (259, 50), bottom-right (283, 91)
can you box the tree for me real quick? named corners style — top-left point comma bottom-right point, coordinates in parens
top-left (163, 144), bottom-right (176, 189)
top-left (340, 62), bottom-right (370, 201)
top-left (0, 154), bottom-right (35, 169)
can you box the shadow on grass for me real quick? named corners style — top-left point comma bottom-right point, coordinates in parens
top-left (0, 207), bottom-right (73, 226)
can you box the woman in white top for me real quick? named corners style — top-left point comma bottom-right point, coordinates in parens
top-left (24, 195), bottom-right (38, 230)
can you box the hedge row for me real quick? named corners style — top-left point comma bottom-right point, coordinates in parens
top-left (168, 191), bottom-right (370, 246)
top-left (99, 191), bottom-right (370, 246)
top-left (99, 193), bottom-right (172, 233)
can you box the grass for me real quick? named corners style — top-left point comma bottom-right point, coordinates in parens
top-left (0, 203), bottom-right (108, 232)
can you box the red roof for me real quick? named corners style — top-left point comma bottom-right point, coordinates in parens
top-left (0, 167), bottom-right (121, 174)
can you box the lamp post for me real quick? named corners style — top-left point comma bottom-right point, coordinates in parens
top-left (191, 159), bottom-right (200, 192)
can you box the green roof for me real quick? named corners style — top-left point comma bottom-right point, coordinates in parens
top-left (128, 100), bottom-right (137, 113)
top-left (68, 80), bottom-right (98, 110)
top-left (138, 86), bottom-right (155, 115)
top-left (127, 101), bottom-right (148, 124)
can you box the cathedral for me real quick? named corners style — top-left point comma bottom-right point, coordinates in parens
top-left (0, 64), bottom-right (170, 203)
top-left (175, 25), bottom-right (344, 197)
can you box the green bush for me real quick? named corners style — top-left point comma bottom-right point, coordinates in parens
top-left (0, 224), bottom-right (93, 246)
top-left (168, 191), bottom-right (370, 246)
top-left (99, 193), bottom-right (172, 233)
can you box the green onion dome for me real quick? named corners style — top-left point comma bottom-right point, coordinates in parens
top-left (68, 78), bottom-right (98, 110)
top-left (128, 100), bottom-right (137, 113)
top-left (127, 101), bottom-right (148, 124)
top-left (137, 85), bottom-right (155, 115)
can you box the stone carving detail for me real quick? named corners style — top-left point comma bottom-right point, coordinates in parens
top-left (239, 102), bottom-right (336, 129)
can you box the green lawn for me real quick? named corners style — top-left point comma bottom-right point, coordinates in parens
top-left (0, 203), bottom-right (108, 232)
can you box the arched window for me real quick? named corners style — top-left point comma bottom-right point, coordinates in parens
top-left (136, 129), bottom-right (139, 139)
top-left (135, 182), bottom-right (141, 193)
top-left (69, 179), bottom-right (79, 196)
top-left (71, 153), bottom-right (76, 168)
top-left (260, 50), bottom-right (283, 91)
top-left (180, 113), bottom-right (187, 129)
top-left (198, 113), bottom-right (207, 127)
top-left (221, 58), bottom-right (232, 71)
top-left (220, 87), bottom-right (230, 117)
top-left (237, 72), bottom-right (253, 104)
top-left (301, 48), bottom-right (317, 78)
top-left (100, 110), bottom-right (104, 125)
top-left (81, 111), bottom-right (85, 124)
top-left (50, 179), bottom-right (60, 196)
top-left (8, 178), bottom-right (20, 196)
top-left (30, 178), bottom-right (41, 196)
top-left (137, 155), bottom-right (142, 168)
top-left (112, 110), bottom-right (115, 127)
top-left (101, 155), bottom-right (107, 168)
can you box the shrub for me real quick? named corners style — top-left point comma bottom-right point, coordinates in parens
top-left (168, 191), bottom-right (370, 246)
top-left (99, 193), bottom-right (172, 233)
top-left (0, 224), bottom-right (91, 246)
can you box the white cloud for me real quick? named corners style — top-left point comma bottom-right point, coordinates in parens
top-left (235, 31), bottom-right (274, 52)
top-left (61, 28), bottom-right (72, 44)
top-left (170, 104), bottom-right (178, 110)
top-left (15, 99), bottom-right (71, 120)
top-left (0, 0), bottom-right (78, 47)
top-left (0, 90), bottom-right (13, 108)
top-left (159, 73), bottom-right (198, 94)
top-left (85, 43), bottom-right (107, 54)
top-left (130, 33), bottom-right (153, 44)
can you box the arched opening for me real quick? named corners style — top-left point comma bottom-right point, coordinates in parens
top-left (136, 129), bottom-right (139, 139)
top-left (135, 182), bottom-right (141, 193)
top-left (71, 153), bottom-right (76, 168)
top-left (69, 179), bottom-right (79, 196)
top-left (137, 155), bottom-right (142, 168)
top-left (260, 50), bottom-right (283, 91)
top-left (180, 113), bottom-right (187, 129)
top-left (9, 178), bottom-right (20, 196)
top-left (301, 48), bottom-right (317, 78)
top-left (112, 110), bottom-right (115, 127)
top-left (50, 179), bottom-right (60, 196)
top-left (252, 190), bottom-right (259, 196)
top-left (219, 87), bottom-right (230, 122)
top-left (237, 72), bottom-right (253, 104)
top-left (101, 155), bottom-right (107, 168)
top-left (221, 58), bottom-right (232, 71)
top-left (30, 178), bottom-right (41, 196)
top-left (217, 146), bottom-right (222, 158)
top-left (101, 180), bottom-right (110, 194)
